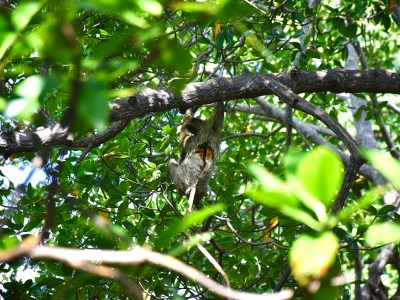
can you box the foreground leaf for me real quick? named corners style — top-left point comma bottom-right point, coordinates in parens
top-left (366, 223), bottom-right (400, 245)
top-left (156, 203), bottom-right (225, 249)
top-left (289, 146), bottom-right (343, 221)
top-left (363, 149), bottom-right (400, 190)
top-left (247, 163), bottom-right (324, 230)
top-left (290, 232), bottom-right (339, 286)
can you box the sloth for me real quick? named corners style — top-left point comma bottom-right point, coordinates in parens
top-left (168, 102), bottom-right (225, 208)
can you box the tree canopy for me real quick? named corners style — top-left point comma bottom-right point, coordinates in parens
top-left (1, 0), bottom-right (400, 299)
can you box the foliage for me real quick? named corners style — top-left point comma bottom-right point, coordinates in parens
top-left (0, 0), bottom-right (400, 299)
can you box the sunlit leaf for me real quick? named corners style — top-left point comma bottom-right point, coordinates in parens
top-left (5, 76), bottom-right (44, 119)
top-left (121, 11), bottom-right (149, 28)
top-left (0, 32), bottom-right (17, 60)
top-left (366, 223), bottom-right (400, 245)
top-left (247, 164), bottom-right (322, 230)
top-left (288, 146), bottom-right (343, 221)
top-left (362, 149), bottom-right (400, 190)
top-left (11, 1), bottom-right (45, 32)
top-left (156, 203), bottom-right (226, 249)
top-left (248, 164), bottom-right (298, 207)
top-left (171, 2), bottom-right (219, 14)
top-left (135, 0), bottom-right (163, 16)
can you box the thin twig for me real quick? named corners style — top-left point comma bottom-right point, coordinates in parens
top-left (222, 124), bottom-right (285, 142)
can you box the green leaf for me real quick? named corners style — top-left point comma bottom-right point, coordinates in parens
top-left (366, 223), bottom-right (400, 245)
top-left (362, 149), bottom-right (400, 190)
top-left (77, 79), bottom-right (109, 132)
top-left (247, 164), bottom-right (322, 230)
top-left (290, 232), bottom-right (339, 286)
top-left (154, 38), bottom-right (192, 76)
top-left (0, 32), bottom-right (17, 60)
top-left (135, 0), bottom-right (163, 16)
top-left (116, 201), bottom-right (128, 222)
top-left (11, 1), bottom-right (45, 32)
top-left (338, 189), bottom-right (380, 222)
top-left (216, 30), bottom-right (225, 49)
top-left (224, 27), bottom-right (235, 45)
top-left (5, 76), bottom-right (43, 119)
top-left (247, 164), bottom-right (299, 208)
top-left (289, 146), bottom-right (343, 221)
top-left (378, 205), bottom-right (395, 215)
top-left (156, 203), bottom-right (225, 249)
top-left (306, 49), bottom-right (321, 59)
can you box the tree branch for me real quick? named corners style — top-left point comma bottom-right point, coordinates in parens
top-left (0, 242), bottom-right (294, 300)
top-left (362, 244), bottom-right (395, 300)
top-left (110, 69), bottom-right (400, 122)
top-left (251, 74), bottom-right (365, 212)
top-left (1, 69), bottom-right (399, 157)
top-left (233, 103), bottom-right (385, 185)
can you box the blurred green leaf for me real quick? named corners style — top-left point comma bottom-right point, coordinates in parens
top-left (154, 38), bottom-right (192, 76)
top-left (11, 1), bottom-right (45, 32)
top-left (27, 20), bottom-right (81, 63)
top-left (135, 0), bottom-right (163, 16)
top-left (121, 11), bottom-right (149, 28)
top-left (156, 203), bottom-right (225, 249)
top-left (0, 233), bottom-right (20, 250)
top-left (247, 164), bottom-right (322, 230)
top-left (366, 223), bottom-right (400, 245)
top-left (77, 79), bottom-right (109, 132)
top-left (5, 75), bottom-right (43, 119)
top-left (0, 32), bottom-right (17, 60)
top-left (172, 1), bottom-right (219, 14)
top-left (289, 146), bottom-right (343, 221)
top-left (290, 232), bottom-right (339, 286)
top-left (362, 149), bottom-right (400, 190)
top-left (248, 164), bottom-right (298, 207)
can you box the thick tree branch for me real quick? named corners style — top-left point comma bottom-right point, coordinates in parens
top-left (0, 124), bottom-right (73, 158)
top-left (110, 69), bottom-right (400, 122)
top-left (1, 69), bottom-right (399, 157)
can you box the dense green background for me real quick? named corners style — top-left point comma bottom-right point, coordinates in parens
top-left (0, 0), bottom-right (400, 299)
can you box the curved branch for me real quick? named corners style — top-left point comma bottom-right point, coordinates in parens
top-left (26, 245), bottom-right (294, 300)
top-left (252, 75), bottom-right (365, 212)
top-left (74, 119), bottom-right (131, 163)
top-left (234, 103), bottom-right (385, 185)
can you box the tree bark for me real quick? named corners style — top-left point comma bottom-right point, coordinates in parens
top-left (1, 69), bottom-right (399, 157)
